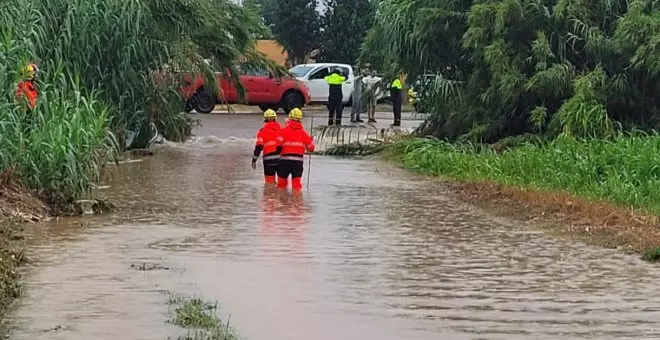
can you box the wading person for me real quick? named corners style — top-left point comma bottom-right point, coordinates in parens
top-left (277, 108), bottom-right (315, 191)
top-left (390, 75), bottom-right (403, 127)
top-left (16, 63), bottom-right (39, 114)
top-left (324, 67), bottom-right (346, 126)
top-left (252, 109), bottom-right (283, 184)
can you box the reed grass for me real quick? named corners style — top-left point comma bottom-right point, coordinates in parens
top-left (1, 0), bottom-right (264, 203)
top-left (393, 134), bottom-right (660, 215)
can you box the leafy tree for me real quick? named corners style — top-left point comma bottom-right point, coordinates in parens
top-left (243, 0), bottom-right (277, 38)
top-left (317, 0), bottom-right (375, 65)
top-left (271, 0), bottom-right (320, 65)
top-left (362, 0), bottom-right (660, 143)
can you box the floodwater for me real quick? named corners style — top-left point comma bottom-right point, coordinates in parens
top-left (9, 112), bottom-right (660, 340)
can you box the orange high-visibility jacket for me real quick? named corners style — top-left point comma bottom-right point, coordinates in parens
top-left (253, 121), bottom-right (283, 160)
top-left (278, 120), bottom-right (315, 161)
top-left (16, 80), bottom-right (38, 109)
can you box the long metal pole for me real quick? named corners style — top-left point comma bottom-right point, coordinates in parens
top-left (306, 114), bottom-right (314, 189)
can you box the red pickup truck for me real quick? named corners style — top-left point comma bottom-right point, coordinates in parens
top-left (179, 65), bottom-right (310, 114)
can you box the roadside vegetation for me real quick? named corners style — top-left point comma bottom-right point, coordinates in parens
top-left (361, 0), bottom-right (659, 143)
top-left (0, 0), bottom-right (270, 206)
top-left (168, 293), bottom-right (238, 340)
top-left (352, 0), bottom-right (660, 256)
top-left (361, 0), bottom-right (660, 201)
top-left (390, 135), bottom-right (660, 215)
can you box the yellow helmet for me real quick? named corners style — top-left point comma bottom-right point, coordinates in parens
top-left (22, 63), bottom-right (37, 80)
top-left (288, 108), bottom-right (303, 120)
top-left (263, 109), bottom-right (277, 119)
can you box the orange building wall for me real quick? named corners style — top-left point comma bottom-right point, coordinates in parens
top-left (256, 40), bottom-right (288, 66)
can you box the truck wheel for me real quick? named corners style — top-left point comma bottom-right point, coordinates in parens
top-left (259, 105), bottom-right (279, 112)
top-left (281, 91), bottom-right (303, 113)
top-left (193, 89), bottom-right (215, 114)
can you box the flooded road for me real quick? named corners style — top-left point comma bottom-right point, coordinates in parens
top-left (10, 113), bottom-right (660, 339)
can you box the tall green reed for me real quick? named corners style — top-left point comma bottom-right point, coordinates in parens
top-left (1, 3), bottom-right (115, 204)
top-left (1, 0), bottom-right (267, 204)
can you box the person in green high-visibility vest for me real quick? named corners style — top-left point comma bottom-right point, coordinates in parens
top-left (390, 77), bottom-right (403, 127)
top-left (324, 67), bottom-right (346, 126)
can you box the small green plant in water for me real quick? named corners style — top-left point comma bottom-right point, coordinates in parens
top-left (642, 247), bottom-right (660, 262)
top-left (168, 293), bottom-right (238, 340)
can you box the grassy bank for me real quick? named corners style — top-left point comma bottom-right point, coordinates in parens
top-left (1, 0), bottom-right (271, 207)
top-left (168, 293), bottom-right (238, 340)
top-left (386, 135), bottom-right (660, 258)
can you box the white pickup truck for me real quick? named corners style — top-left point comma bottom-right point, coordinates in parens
top-left (289, 63), bottom-right (386, 107)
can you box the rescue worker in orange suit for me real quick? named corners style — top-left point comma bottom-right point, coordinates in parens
top-left (16, 63), bottom-right (39, 112)
top-left (277, 108), bottom-right (315, 191)
top-left (252, 109), bottom-right (283, 184)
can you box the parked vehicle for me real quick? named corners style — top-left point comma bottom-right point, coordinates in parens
top-left (179, 63), bottom-right (310, 113)
top-left (289, 63), bottom-right (387, 106)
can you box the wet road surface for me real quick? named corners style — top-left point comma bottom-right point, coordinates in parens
top-left (9, 113), bottom-right (660, 340)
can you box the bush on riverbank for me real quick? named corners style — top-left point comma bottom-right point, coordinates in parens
top-left (362, 0), bottom-right (660, 143)
top-left (1, 0), bottom-right (268, 204)
top-left (391, 135), bottom-right (660, 215)
top-left (0, 10), bottom-right (115, 204)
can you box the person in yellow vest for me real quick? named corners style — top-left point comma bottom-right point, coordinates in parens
top-left (390, 77), bottom-right (403, 127)
top-left (324, 67), bottom-right (346, 126)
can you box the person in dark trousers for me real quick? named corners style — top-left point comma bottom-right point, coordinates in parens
top-left (324, 67), bottom-right (346, 126)
top-left (252, 109), bottom-right (283, 184)
top-left (390, 76), bottom-right (403, 127)
top-left (277, 108), bottom-right (315, 191)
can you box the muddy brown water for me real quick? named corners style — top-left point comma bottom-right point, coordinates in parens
top-left (9, 113), bottom-right (660, 340)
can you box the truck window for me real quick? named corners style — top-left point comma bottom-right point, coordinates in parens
top-left (289, 65), bottom-right (315, 77)
top-left (309, 67), bottom-right (329, 80)
top-left (238, 64), bottom-right (270, 77)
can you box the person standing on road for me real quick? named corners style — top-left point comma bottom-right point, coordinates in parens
top-left (251, 109), bottom-right (283, 184)
top-left (324, 67), bottom-right (346, 126)
top-left (277, 108), bottom-right (315, 192)
top-left (390, 75), bottom-right (403, 127)
top-left (362, 70), bottom-right (380, 123)
top-left (350, 69), bottom-right (364, 123)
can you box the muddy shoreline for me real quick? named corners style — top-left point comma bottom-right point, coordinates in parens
top-left (436, 178), bottom-right (660, 258)
top-left (0, 178), bottom-right (45, 335)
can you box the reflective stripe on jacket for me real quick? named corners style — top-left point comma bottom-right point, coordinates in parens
top-left (279, 120), bottom-right (315, 161)
top-left (253, 121), bottom-right (283, 160)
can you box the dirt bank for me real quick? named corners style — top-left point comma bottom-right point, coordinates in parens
top-left (445, 180), bottom-right (660, 257)
top-left (0, 170), bottom-right (50, 331)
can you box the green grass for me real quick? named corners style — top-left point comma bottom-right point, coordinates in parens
top-left (168, 293), bottom-right (239, 340)
top-left (0, 0), bottom-right (269, 204)
top-left (390, 134), bottom-right (660, 215)
top-left (642, 247), bottom-right (660, 262)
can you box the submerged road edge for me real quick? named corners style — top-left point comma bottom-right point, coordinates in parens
top-left (376, 142), bottom-right (660, 262)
